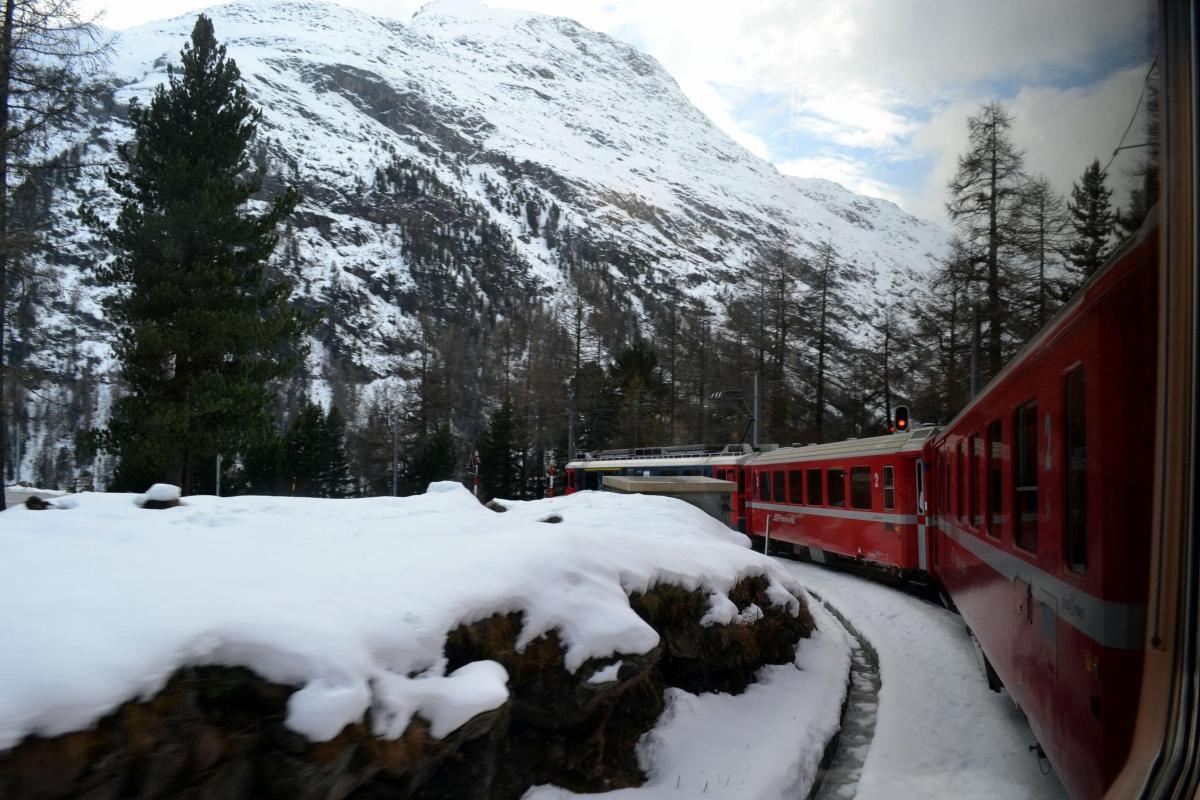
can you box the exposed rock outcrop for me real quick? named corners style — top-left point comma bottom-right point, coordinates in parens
top-left (0, 578), bottom-right (815, 799)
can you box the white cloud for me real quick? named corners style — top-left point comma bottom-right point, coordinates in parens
top-left (907, 64), bottom-right (1150, 223)
top-left (776, 156), bottom-right (904, 206)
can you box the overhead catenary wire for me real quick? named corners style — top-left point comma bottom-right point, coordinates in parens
top-left (1102, 56), bottom-right (1158, 175)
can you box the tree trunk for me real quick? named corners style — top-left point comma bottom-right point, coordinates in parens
top-left (814, 246), bottom-right (831, 442)
top-left (883, 316), bottom-right (891, 430)
top-left (986, 123), bottom-right (1002, 379)
top-left (0, 0), bottom-right (13, 509)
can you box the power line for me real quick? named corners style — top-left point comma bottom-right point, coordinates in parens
top-left (1103, 57), bottom-right (1157, 175)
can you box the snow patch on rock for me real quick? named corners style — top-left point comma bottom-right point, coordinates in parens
top-left (0, 484), bottom-right (810, 752)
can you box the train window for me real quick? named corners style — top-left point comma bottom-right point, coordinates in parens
top-left (883, 465), bottom-right (895, 510)
top-left (969, 434), bottom-right (981, 528)
top-left (1064, 368), bottom-right (1087, 574)
top-left (758, 472), bottom-right (770, 500)
top-left (986, 420), bottom-right (1002, 538)
top-left (850, 467), bottom-right (871, 509)
top-left (788, 470), bottom-right (803, 504)
top-left (773, 471), bottom-right (786, 502)
top-left (1014, 400), bottom-right (1039, 553)
top-left (738, 469), bottom-right (746, 497)
top-left (828, 468), bottom-right (846, 507)
top-left (807, 469), bottom-right (823, 505)
top-left (956, 442), bottom-right (965, 522)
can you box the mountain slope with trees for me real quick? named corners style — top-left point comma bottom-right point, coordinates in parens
top-left (6, 0), bottom-right (954, 492)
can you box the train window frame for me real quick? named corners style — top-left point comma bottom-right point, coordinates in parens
top-left (773, 471), bottom-right (786, 503)
top-left (788, 469), bottom-right (803, 504)
top-left (757, 471), bottom-right (770, 501)
top-left (1064, 366), bottom-right (1087, 575)
top-left (850, 466), bottom-right (871, 509)
top-left (986, 419), bottom-right (1002, 539)
top-left (807, 469), bottom-right (823, 505)
top-left (828, 468), bottom-right (847, 508)
top-left (956, 441), bottom-right (965, 522)
top-left (969, 433), bottom-right (982, 529)
top-left (1014, 399), bottom-right (1039, 554)
top-left (883, 465), bottom-right (895, 510)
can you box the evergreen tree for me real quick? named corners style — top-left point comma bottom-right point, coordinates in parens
top-left (408, 424), bottom-right (457, 490)
top-left (945, 102), bottom-right (1028, 381)
top-left (1014, 175), bottom-right (1072, 329)
top-left (608, 340), bottom-right (668, 448)
top-left (1065, 158), bottom-right (1116, 288)
top-left (903, 238), bottom-right (974, 423)
top-left (283, 402), bottom-right (325, 496)
top-left (282, 402), bottom-right (350, 498)
top-left (801, 240), bottom-right (860, 442)
top-left (320, 405), bottom-right (351, 497)
top-left (240, 432), bottom-right (284, 495)
top-left (87, 15), bottom-right (305, 493)
top-left (478, 396), bottom-right (521, 501)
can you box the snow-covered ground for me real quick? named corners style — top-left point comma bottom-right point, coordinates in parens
top-left (525, 598), bottom-right (850, 800)
top-left (0, 485), bottom-right (851, 798)
top-left (1, 485), bottom-right (1064, 799)
top-left (780, 561), bottom-right (1069, 799)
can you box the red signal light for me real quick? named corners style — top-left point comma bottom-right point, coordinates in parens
top-left (894, 406), bottom-right (910, 432)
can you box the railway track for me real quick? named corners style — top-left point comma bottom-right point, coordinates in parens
top-left (806, 592), bottom-right (881, 800)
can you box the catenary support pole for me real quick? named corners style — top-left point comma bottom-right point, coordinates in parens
top-left (568, 389), bottom-right (576, 461)
top-left (391, 413), bottom-right (399, 497)
top-left (970, 304), bottom-right (982, 397)
top-left (752, 370), bottom-right (761, 449)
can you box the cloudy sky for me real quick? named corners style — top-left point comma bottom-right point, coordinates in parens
top-left (83, 0), bottom-right (1157, 223)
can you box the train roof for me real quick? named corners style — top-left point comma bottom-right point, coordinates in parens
top-left (566, 442), bottom-right (757, 470)
top-left (748, 426), bottom-right (938, 466)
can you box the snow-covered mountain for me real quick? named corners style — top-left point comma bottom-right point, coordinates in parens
top-left (10, 0), bottom-right (947, 486)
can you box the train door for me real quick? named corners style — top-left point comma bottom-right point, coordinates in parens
top-left (915, 458), bottom-right (929, 573)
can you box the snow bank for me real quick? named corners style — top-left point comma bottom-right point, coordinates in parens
top-left (0, 484), bottom-right (810, 752)
top-left (525, 600), bottom-right (851, 800)
top-left (781, 562), bottom-right (1069, 799)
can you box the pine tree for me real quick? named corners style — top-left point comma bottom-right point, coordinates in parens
top-left (801, 240), bottom-right (860, 442)
top-left (320, 405), bottom-right (351, 497)
top-left (608, 341), bottom-right (668, 448)
top-left (283, 402), bottom-right (325, 497)
top-left (87, 15), bottom-right (305, 493)
top-left (478, 396), bottom-right (520, 501)
top-left (945, 102), bottom-right (1028, 381)
top-left (1014, 175), bottom-right (1072, 329)
top-left (1065, 158), bottom-right (1116, 288)
top-left (408, 424), bottom-right (457, 490)
top-left (280, 402), bottom-right (350, 498)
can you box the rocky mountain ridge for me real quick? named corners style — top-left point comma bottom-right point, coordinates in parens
top-left (7, 0), bottom-right (948, 487)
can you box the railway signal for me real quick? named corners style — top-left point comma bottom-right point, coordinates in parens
top-left (894, 406), bottom-right (909, 433)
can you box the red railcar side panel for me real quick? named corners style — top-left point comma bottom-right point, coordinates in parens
top-left (745, 449), bottom-right (925, 573)
top-left (930, 231), bottom-right (1157, 800)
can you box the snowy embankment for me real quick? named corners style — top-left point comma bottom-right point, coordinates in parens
top-left (780, 562), bottom-right (1069, 799)
top-left (524, 598), bottom-right (850, 800)
top-left (0, 485), bottom-right (850, 798)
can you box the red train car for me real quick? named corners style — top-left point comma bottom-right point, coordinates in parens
top-left (927, 220), bottom-right (1158, 800)
top-left (744, 427), bottom-right (937, 579)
